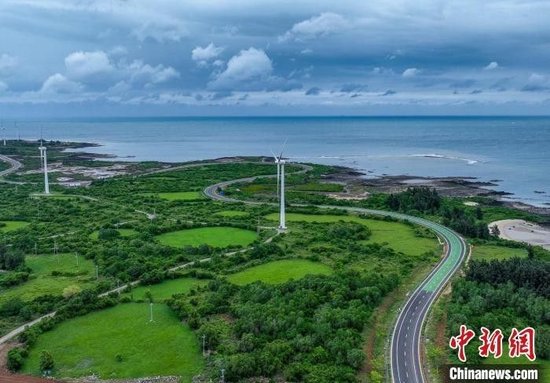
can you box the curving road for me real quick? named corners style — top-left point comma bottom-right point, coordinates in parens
top-left (0, 153), bottom-right (22, 177)
top-left (203, 171), bottom-right (468, 383)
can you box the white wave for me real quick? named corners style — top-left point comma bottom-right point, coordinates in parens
top-left (409, 153), bottom-right (479, 165)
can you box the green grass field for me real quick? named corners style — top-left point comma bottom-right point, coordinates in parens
top-left (0, 253), bottom-right (95, 304)
top-left (127, 278), bottom-right (206, 301)
top-left (228, 259), bottom-right (333, 285)
top-left (0, 220), bottom-right (30, 232)
top-left (157, 191), bottom-right (205, 201)
top-left (30, 193), bottom-right (79, 200)
top-left (118, 228), bottom-right (139, 237)
top-left (22, 303), bottom-right (204, 381)
top-left (265, 213), bottom-right (438, 257)
top-left (471, 245), bottom-right (528, 261)
top-left (214, 210), bottom-right (250, 217)
top-left (156, 227), bottom-right (258, 248)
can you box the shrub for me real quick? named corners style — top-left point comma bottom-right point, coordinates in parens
top-left (7, 348), bottom-right (26, 371)
top-left (39, 350), bottom-right (55, 372)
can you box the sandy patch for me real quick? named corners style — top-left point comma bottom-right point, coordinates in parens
top-left (489, 219), bottom-right (550, 250)
top-left (463, 201), bottom-right (479, 206)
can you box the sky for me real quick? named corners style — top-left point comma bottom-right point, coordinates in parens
top-left (0, 0), bottom-right (550, 117)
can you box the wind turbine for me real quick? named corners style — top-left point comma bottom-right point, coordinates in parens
top-left (39, 135), bottom-right (50, 194)
top-left (272, 141), bottom-right (287, 231)
top-left (1, 120), bottom-right (5, 146)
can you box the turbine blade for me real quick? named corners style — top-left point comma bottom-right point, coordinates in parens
top-left (278, 138), bottom-right (288, 159)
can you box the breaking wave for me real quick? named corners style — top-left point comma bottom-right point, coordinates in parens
top-left (409, 153), bottom-right (479, 165)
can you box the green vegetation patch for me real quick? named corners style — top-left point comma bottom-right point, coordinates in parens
top-left (265, 213), bottom-right (438, 257)
top-left (157, 191), bottom-right (205, 201)
top-left (228, 259), bottom-right (333, 285)
top-left (156, 227), bottom-right (258, 248)
top-left (0, 221), bottom-right (30, 233)
top-left (214, 210), bottom-right (250, 217)
top-left (117, 228), bottom-right (139, 237)
top-left (0, 254), bottom-right (95, 304)
top-left (471, 245), bottom-right (528, 261)
top-left (90, 228), bottom-right (139, 240)
top-left (22, 303), bottom-right (204, 381)
top-left (128, 278), bottom-right (207, 301)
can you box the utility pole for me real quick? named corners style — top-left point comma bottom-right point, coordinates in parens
top-left (75, 252), bottom-right (79, 268)
top-left (95, 264), bottom-right (99, 279)
top-left (202, 334), bottom-right (206, 356)
top-left (149, 302), bottom-right (154, 322)
top-left (220, 369), bottom-right (225, 383)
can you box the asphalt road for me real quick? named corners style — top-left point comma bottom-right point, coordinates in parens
top-left (203, 173), bottom-right (468, 383)
top-left (0, 153), bottom-right (22, 177)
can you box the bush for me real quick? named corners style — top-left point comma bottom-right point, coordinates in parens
top-left (0, 297), bottom-right (25, 317)
top-left (97, 228), bottom-right (120, 240)
top-left (39, 350), bottom-right (55, 372)
top-left (0, 246), bottom-right (25, 270)
top-left (7, 348), bottom-right (26, 371)
top-left (62, 284), bottom-right (82, 298)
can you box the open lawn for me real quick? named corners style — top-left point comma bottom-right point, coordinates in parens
top-left (228, 259), bottom-right (333, 285)
top-left (214, 210), bottom-right (250, 218)
top-left (0, 253), bottom-right (95, 304)
top-left (156, 226), bottom-right (258, 248)
top-left (118, 228), bottom-right (139, 237)
top-left (158, 191), bottom-right (205, 201)
top-left (127, 278), bottom-right (206, 301)
top-left (265, 213), bottom-right (438, 257)
top-left (0, 220), bottom-right (29, 232)
top-left (471, 245), bottom-right (528, 261)
top-left (22, 303), bottom-right (204, 381)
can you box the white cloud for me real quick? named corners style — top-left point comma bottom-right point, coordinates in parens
top-left (192, 43), bottom-right (224, 65)
top-left (279, 13), bottom-right (347, 42)
top-left (0, 81), bottom-right (8, 92)
top-left (522, 73), bottom-right (549, 91)
top-left (65, 51), bottom-right (113, 80)
top-left (132, 21), bottom-right (187, 43)
top-left (0, 54), bottom-right (18, 75)
top-left (210, 48), bottom-right (272, 89)
top-left (484, 61), bottom-right (499, 70)
top-left (61, 50), bottom-right (178, 89)
top-left (40, 73), bottom-right (83, 94)
top-left (402, 68), bottom-right (420, 78)
top-left (109, 46), bottom-right (128, 57)
top-left (125, 60), bottom-right (180, 86)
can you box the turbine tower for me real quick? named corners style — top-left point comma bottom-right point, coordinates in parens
top-left (279, 158), bottom-right (286, 231)
top-left (38, 141), bottom-right (50, 194)
top-left (1, 120), bottom-right (5, 146)
top-left (272, 141), bottom-right (287, 231)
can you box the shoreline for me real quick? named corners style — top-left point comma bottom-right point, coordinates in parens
top-left (7, 139), bottom-right (549, 216)
top-left (489, 219), bottom-right (550, 250)
top-left (323, 167), bottom-right (550, 217)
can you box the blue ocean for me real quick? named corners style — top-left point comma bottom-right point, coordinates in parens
top-left (11, 116), bottom-right (550, 207)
